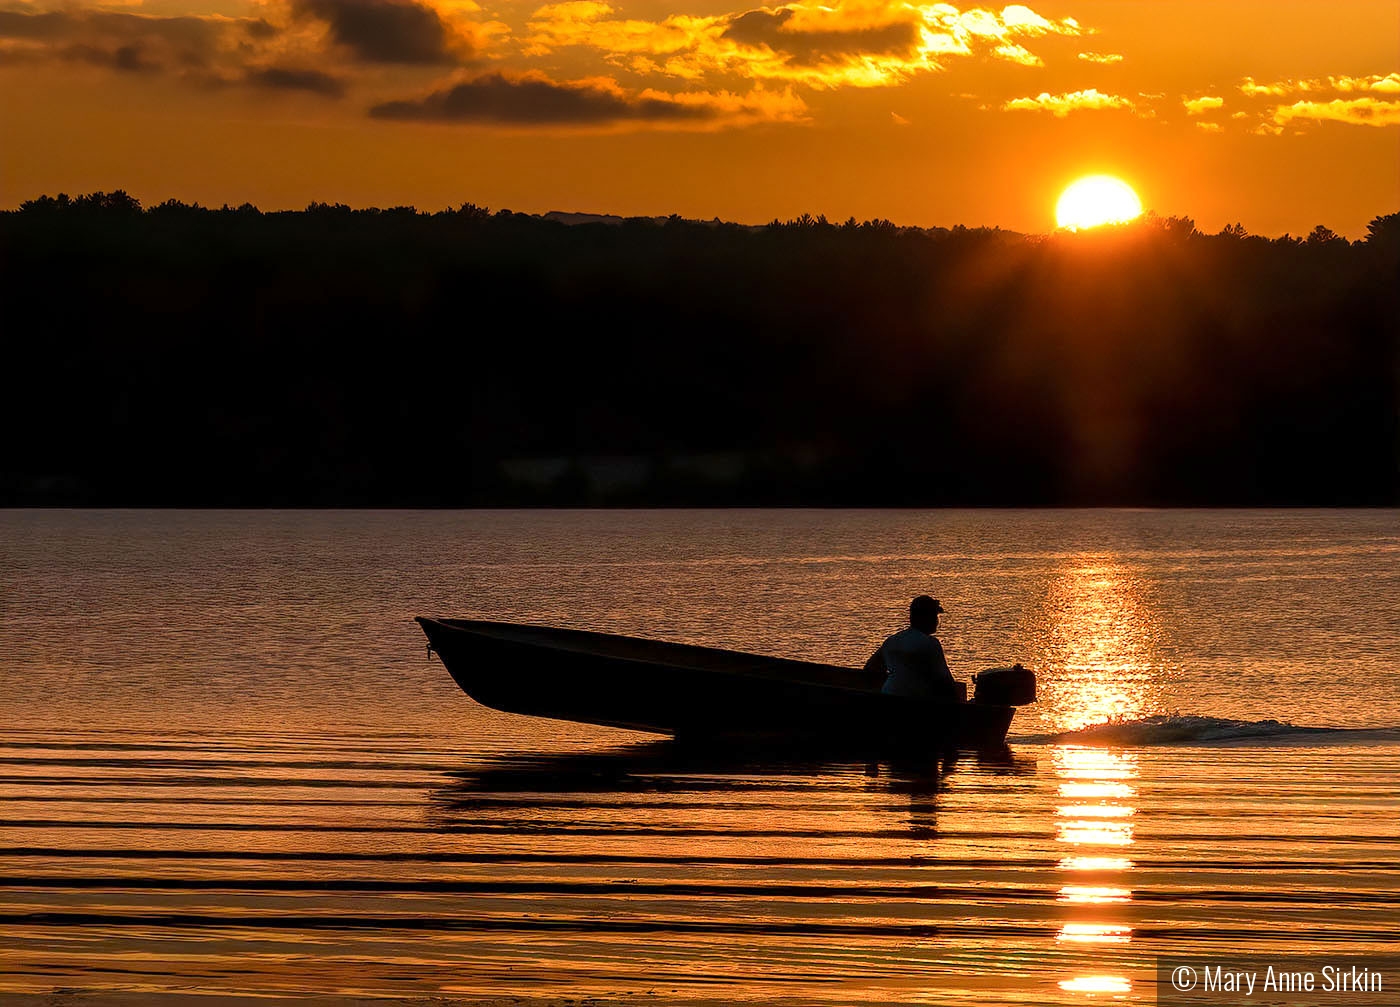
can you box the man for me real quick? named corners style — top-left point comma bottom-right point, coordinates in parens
top-left (864, 596), bottom-right (960, 700)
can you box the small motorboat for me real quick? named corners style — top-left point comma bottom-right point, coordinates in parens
top-left (416, 617), bottom-right (1035, 752)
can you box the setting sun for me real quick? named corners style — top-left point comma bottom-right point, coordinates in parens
top-left (1055, 176), bottom-right (1144, 231)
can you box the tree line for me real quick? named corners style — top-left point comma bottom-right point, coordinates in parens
top-left (2, 193), bottom-right (1396, 505)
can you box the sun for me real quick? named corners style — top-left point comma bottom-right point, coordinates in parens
top-left (1055, 176), bottom-right (1143, 231)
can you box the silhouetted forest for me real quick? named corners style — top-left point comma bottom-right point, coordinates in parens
top-left (3, 192), bottom-right (1397, 505)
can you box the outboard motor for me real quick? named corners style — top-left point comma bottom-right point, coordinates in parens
top-left (973, 665), bottom-right (1037, 706)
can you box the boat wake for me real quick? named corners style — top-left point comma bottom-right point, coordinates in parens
top-left (1012, 714), bottom-right (1400, 747)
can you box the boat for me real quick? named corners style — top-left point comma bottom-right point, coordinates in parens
top-left (416, 617), bottom-right (1036, 751)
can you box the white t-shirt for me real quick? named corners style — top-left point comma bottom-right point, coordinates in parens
top-left (879, 627), bottom-right (956, 698)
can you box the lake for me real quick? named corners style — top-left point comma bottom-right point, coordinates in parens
top-left (2, 509), bottom-right (1398, 1004)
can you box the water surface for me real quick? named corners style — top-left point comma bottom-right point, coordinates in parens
top-left (2, 509), bottom-right (1397, 1004)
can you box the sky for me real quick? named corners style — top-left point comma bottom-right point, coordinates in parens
top-left (1, 0), bottom-right (1397, 235)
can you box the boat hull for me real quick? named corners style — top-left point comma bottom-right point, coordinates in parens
top-left (416, 617), bottom-right (1018, 751)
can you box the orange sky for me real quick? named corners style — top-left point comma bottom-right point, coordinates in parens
top-left (2, 0), bottom-right (1396, 235)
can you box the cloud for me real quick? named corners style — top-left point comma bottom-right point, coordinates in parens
top-left (1329, 72), bottom-right (1400, 94)
top-left (720, 5), bottom-right (938, 88)
top-left (523, 2), bottom-right (712, 68)
top-left (290, 0), bottom-right (471, 63)
top-left (739, 2), bottom-right (1080, 83)
top-left (248, 65), bottom-right (346, 95)
top-left (1195, 121), bottom-right (1221, 132)
top-left (0, 0), bottom-right (1128, 130)
top-left (1231, 73), bottom-right (1400, 131)
top-left (61, 41), bottom-right (160, 71)
top-left (0, 0), bottom-right (506, 97)
top-left (0, 8), bottom-right (266, 71)
top-left (1001, 4), bottom-right (1062, 32)
top-left (369, 70), bottom-right (806, 126)
top-left (523, 1), bottom-right (1081, 89)
top-left (721, 8), bottom-right (920, 65)
top-left (1240, 76), bottom-right (1290, 97)
top-left (1002, 88), bottom-right (1136, 116)
top-left (1241, 73), bottom-right (1400, 98)
top-left (371, 70), bottom-right (701, 121)
top-left (1077, 50), bottom-right (1121, 64)
top-left (1182, 94), bottom-right (1222, 115)
top-left (1271, 97), bottom-right (1400, 129)
top-left (0, 4), bottom-right (375, 101)
top-left (991, 42), bottom-right (1040, 67)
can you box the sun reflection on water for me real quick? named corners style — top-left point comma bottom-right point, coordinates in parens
top-left (1057, 805), bottom-right (1133, 818)
top-left (1057, 923), bottom-right (1133, 944)
top-left (1054, 746), bottom-right (1137, 998)
top-left (1059, 856), bottom-right (1133, 872)
top-left (1019, 556), bottom-right (1176, 732)
top-left (1057, 886), bottom-right (1131, 904)
top-left (1058, 975), bottom-right (1132, 994)
top-left (1035, 554), bottom-right (1159, 1000)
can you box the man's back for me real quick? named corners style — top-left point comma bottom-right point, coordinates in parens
top-left (880, 627), bottom-right (957, 699)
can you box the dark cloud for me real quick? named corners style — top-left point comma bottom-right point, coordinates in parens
top-left (0, 9), bottom-right (65, 39)
top-left (370, 71), bottom-right (711, 123)
top-left (292, 0), bottom-right (463, 64)
top-left (248, 65), bottom-right (346, 96)
top-left (0, 7), bottom-right (352, 97)
top-left (721, 8), bottom-right (918, 64)
top-left (0, 9), bottom-right (268, 70)
top-left (61, 42), bottom-right (160, 72)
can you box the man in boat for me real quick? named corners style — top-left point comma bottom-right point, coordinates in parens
top-left (863, 596), bottom-right (960, 700)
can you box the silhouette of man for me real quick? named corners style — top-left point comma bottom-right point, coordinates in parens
top-left (863, 596), bottom-right (960, 700)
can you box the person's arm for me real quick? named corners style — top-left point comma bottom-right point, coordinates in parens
top-left (929, 638), bottom-right (957, 691)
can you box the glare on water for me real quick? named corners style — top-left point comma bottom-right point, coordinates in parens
top-left (1018, 558), bottom-right (1174, 732)
top-left (1054, 746), bottom-right (1138, 997)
